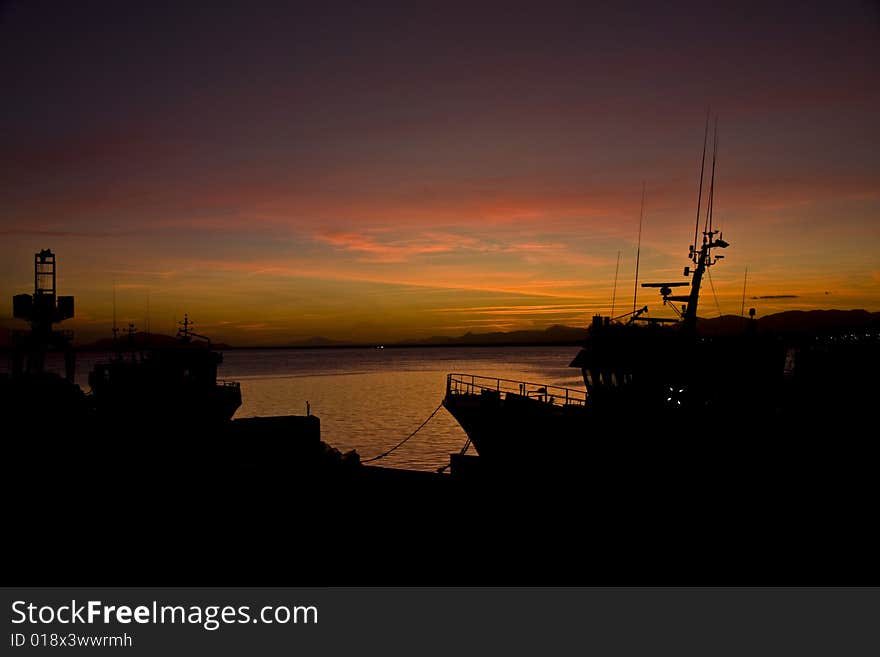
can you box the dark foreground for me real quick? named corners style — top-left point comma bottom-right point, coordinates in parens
top-left (5, 405), bottom-right (877, 587)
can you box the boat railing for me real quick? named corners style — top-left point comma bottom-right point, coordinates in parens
top-left (446, 373), bottom-right (586, 407)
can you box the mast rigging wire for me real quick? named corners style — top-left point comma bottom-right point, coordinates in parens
top-left (707, 268), bottom-right (723, 317)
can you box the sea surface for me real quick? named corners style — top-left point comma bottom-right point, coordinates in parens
top-left (20, 346), bottom-right (586, 471)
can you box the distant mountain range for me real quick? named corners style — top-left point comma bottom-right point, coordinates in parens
top-left (396, 324), bottom-right (590, 346)
top-left (398, 309), bottom-right (880, 345)
top-left (1, 309), bottom-right (877, 350)
top-left (697, 309), bottom-right (880, 336)
top-left (78, 333), bottom-right (233, 351)
top-left (0, 330), bottom-right (231, 351)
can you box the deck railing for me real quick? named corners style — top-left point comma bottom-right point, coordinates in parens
top-left (446, 373), bottom-right (586, 407)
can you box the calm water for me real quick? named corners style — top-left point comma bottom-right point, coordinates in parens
top-left (17, 346), bottom-right (585, 471)
top-left (224, 346), bottom-right (585, 470)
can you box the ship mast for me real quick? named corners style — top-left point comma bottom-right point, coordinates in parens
top-left (176, 313), bottom-right (212, 346)
top-left (682, 120), bottom-right (726, 332)
top-left (640, 119), bottom-right (728, 331)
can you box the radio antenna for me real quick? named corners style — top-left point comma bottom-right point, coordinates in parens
top-left (704, 118), bottom-right (718, 235)
top-left (112, 279), bottom-right (118, 342)
top-left (632, 181), bottom-right (646, 315)
top-left (610, 250), bottom-right (621, 318)
top-left (693, 108), bottom-right (710, 262)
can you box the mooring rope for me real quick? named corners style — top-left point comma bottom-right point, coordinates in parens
top-left (360, 401), bottom-right (445, 464)
top-left (435, 436), bottom-right (471, 473)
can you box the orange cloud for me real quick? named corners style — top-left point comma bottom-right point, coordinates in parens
top-left (316, 231), bottom-right (455, 263)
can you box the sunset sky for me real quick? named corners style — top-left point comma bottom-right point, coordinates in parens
top-left (2, 1), bottom-right (878, 344)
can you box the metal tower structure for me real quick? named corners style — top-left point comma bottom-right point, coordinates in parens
top-left (11, 249), bottom-right (76, 380)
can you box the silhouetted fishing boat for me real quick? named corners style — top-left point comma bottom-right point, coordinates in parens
top-left (442, 236), bottom-right (787, 467)
top-left (443, 125), bottom-right (788, 469)
top-left (89, 315), bottom-right (241, 430)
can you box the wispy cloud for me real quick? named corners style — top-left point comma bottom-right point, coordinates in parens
top-left (428, 303), bottom-right (595, 315)
top-left (316, 231), bottom-right (455, 263)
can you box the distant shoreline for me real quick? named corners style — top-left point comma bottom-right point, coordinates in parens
top-left (221, 341), bottom-right (586, 350)
top-left (2, 308), bottom-right (877, 352)
top-left (0, 341), bottom-right (585, 353)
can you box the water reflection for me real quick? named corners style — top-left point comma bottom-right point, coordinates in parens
top-left (223, 347), bottom-right (583, 471)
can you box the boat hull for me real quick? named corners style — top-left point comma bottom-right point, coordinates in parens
top-left (443, 390), bottom-right (589, 465)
